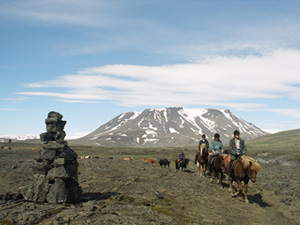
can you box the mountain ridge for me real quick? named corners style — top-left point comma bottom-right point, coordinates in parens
top-left (74, 107), bottom-right (268, 147)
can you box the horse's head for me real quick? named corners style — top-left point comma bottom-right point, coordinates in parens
top-left (220, 159), bottom-right (226, 173)
top-left (199, 143), bottom-right (206, 156)
top-left (240, 156), bottom-right (260, 183)
top-left (247, 161), bottom-right (259, 183)
top-left (221, 154), bottom-right (230, 173)
top-left (213, 155), bottom-right (226, 173)
top-left (185, 158), bottom-right (189, 165)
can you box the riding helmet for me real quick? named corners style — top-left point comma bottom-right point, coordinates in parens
top-left (234, 130), bottom-right (240, 136)
top-left (214, 133), bottom-right (220, 139)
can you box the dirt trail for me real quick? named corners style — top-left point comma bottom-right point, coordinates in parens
top-left (0, 150), bottom-right (299, 224)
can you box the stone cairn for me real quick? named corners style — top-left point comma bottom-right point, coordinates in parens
top-left (24, 111), bottom-right (82, 203)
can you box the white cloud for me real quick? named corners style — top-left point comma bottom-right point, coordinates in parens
top-left (18, 49), bottom-right (300, 114)
top-left (0, 108), bottom-right (22, 111)
top-left (0, 0), bottom-right (119, 28)
top-left (1, 97), bottom-right (27, 101)
top-left (267, 108), bottom-right (300, 120)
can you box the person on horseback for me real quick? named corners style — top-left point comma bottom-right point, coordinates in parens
top-left (178, 151), bottom-right (186, 162)
top-left (194, 134), bottom-right (209, 164)
top-left (206, 133), bottom-right (224, 176)
top-left (228, 130), bottom-right (247, 176)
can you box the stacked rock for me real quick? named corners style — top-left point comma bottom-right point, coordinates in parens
top-left (24, 111), bottom-right (82, 203)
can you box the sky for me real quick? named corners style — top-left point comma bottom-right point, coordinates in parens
top-left (1, 0), bottom-right (300, 139)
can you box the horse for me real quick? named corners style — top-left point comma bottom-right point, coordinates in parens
top-left (175, 158), bottom-right (189, 171)
top-left (159, 159), bottom-right (170, 167)
top-left (1, 145), bottom-right (12, 150)
top-left (210, 154), bottom-right (226, 186)
top-left (197, 143), bottom-right (208, 177)
top-left (224, 155), bottom-right (261, 203)
top-left (141, 158), bottom-right (158, 164)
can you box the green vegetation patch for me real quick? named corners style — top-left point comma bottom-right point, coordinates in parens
top-left (0, 219), bottom-right (14, 225)
top-left (48, 207), bottom-right (63, 216)
top-left (150, 197), bottom-right (196, 223)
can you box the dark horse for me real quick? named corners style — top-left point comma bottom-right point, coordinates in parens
top-left (211, 154), bottom-right (226, 186)
top-left (175, 158), bottom-right (189, 171)
top-left (159, 158), bottom-right (170, 167)
top-left (224, 155), bottom-right (261, 203)
top-left (197, 143), bottom-right (208, 177)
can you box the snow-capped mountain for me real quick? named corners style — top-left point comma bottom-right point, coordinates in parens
top-left (0, 134), bottom-right (39, 142)
top-left (75, 107), bottom-right (268, 147)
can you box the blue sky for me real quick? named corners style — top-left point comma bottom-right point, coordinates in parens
top-left (1, 0), bottom-right (300, 139)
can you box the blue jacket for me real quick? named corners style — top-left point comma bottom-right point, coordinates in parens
top-left (178, 154), bottom-right (185, 161)
top-left (209, 139), bottom-right (224, 156)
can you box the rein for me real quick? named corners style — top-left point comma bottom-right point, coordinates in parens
top-left (244, 167), bottom-right (253, 180)
top-left (235, 159), bottom-right (253, 180)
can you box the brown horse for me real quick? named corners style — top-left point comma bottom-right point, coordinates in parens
top-left (197, 143), bottom-right (208, 177)
top-left (211, 154), bottom-right (226, 186)
top-left (224, 155), bottom-right (261, 203)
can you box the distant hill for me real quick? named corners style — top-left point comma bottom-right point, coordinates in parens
top-left (247, 129), bottom-right (300, 161)
top-left (248, 129), bottom-right (300, 148)
top-left (73, 107), bottom-right (268, 147)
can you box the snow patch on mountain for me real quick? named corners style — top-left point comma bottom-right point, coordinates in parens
top-left (76, 107), bottom-right (268, 146)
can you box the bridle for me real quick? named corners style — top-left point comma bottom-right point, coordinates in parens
top-left (245, 166), bottom-right (255, 181)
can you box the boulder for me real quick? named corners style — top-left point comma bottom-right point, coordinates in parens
top-left (24, 174), bottom-right (49, 203)
top-left (46, 166), bottom-right (70, 182)
top-left (46, 178), bottom-right (69, 204)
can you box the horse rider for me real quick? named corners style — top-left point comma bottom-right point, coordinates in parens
top-left (178, 151), bottom-right (186, 162)
top-left (228, 130), bottom-right (247, 176)
top-left (206, 133), bottom-right (224, 176)
top-left (194, 134), bottom-right (209, 164)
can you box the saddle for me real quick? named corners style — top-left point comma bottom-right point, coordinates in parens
top-left (211, 156), bottom-right (217, 165)
top-left (228, 158), bottom-right (240, 177)
top-left (231, 159), bottom-right (239, 170)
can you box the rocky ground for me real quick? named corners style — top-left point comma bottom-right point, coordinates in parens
top-left (0, 147), bottom-right (299, 225)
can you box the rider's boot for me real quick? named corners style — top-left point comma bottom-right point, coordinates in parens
top-left (206, 163), bottom-right (211, 176)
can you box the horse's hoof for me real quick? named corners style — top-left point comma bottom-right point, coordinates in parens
top-left (209, 178), bottom-right (214, 183)
top-left (231, 192), bottom-right (238, 197)
top-left (245, 199), bottom-right (249, 204)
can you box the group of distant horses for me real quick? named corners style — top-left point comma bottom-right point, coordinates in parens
top-left (196, 143), bottom-right (261, 203)
top-left (1, 145), bottom-right (12, 150)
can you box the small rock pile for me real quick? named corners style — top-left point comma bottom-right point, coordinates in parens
top-left (24, 111), bottom-right (82, 203)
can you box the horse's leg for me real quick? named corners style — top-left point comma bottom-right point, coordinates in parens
top-left (217, 172), bottom-right (221, 186)
top-left (233, 179), bottom-right (243, 197)
top-left (203, 164), bottom-right (206, 177)
top-left (210, 170), bottom-right (215, 183)
top-left (199, 163), bottom-right (202, 177)
top-left (244, 182), bottom-right (249, 204)
top-left (219, 171), bottom-right (223, 187)
top-left (228, 179), bottom-right (233, 193)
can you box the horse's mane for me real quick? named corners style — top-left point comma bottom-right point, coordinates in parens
top-left (200, 143), bottom-right (206, 150)
top-left (240, 155), bottom-right (260, 172)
